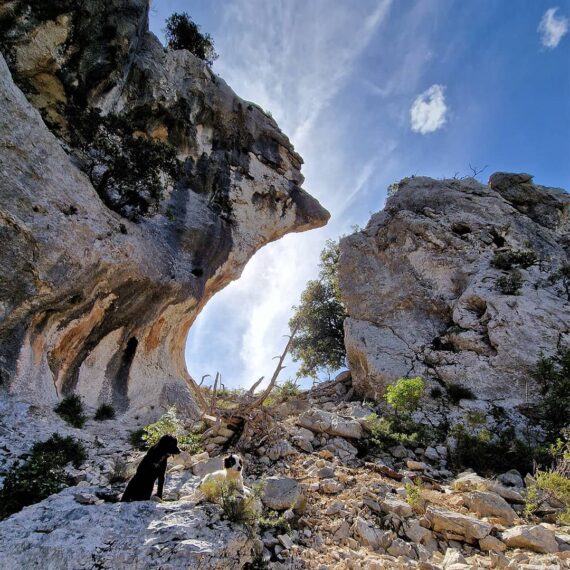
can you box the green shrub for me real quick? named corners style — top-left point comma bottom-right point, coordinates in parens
top-left (164, 12), bottom-right (218, 65)
top-left (108, 458), bottom-right (130, 484)
top-left (129, 428), bottom-right (147, 450)
top-left (430, 386), bottom-right (443, 399)
top-left (142, 407), bottom-right (203, 454)
top-left (405, 478), bottom-right (424, 512)
top-left (94, 403), bottom-right (115, 421)
top-left (447, 383), bottom-right (475, 404)
top-left (259, 510), bottom-right (292, 535)
top-left (450, 424), bottom-right (532, 475)
top-left (359, 413), bottom-right (439, 457)
top-left (215, 481), bottom-right (264, 535)
top-left (274, 379), bottom-right (302, 400)
top-left (491, 249), bottom-right (537, 270)
top-left (535, 348), bottom-right (570, 437)
top-left (0, 434), bottom-right (86, 519)
top-left (54, 394), bottom-right (87, 428)
top-left (495, 271), bottom-right (523, 295)
top-left (69, 109), bottom-right (182, 221)
top-left (535, 470), bottom-right (570, 524)
top-left (384, 377), bottom-right (425, 415)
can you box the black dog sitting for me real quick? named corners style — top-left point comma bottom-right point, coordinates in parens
top-left (121, 434), bottom-right (181, 502)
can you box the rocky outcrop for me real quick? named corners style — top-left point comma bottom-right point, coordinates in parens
top-left (339, 174), bottom-right (569, 412)
top-left (0, 487), bottom-right (255, 569)
top-left (0, 1), bottom-right (328, 417)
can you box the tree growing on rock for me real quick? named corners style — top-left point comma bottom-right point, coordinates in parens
top-left (164, 13), bottom-right (218, 65)
top-left (288, 239), bottom-right (347, 380)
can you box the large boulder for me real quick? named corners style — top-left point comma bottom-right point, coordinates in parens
top-left (261, 477), bottom-right (302, 511)
top-left (0, 1), bottom-right (328, 417)
top-left (339, 174), bottom-right (570, 410)
top-left (297, 409), bottom-right (363, 439)
top-left (464, 490), bottom-right (518, 525)
top-left (425, 506), bottom-right (493, 544)
top-left (501, 524), bottom-right (559, 554)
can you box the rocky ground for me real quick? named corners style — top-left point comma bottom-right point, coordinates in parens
top-left (1, 376), bottom-right (569, 569)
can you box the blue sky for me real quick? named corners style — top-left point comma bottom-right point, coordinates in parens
top-left (149, 1), bottom-right (570, 390)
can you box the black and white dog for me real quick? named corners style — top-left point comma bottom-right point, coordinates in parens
top-left (121, 434), bottom-right (181, 502)
top-left (199, 453), bottom-right (245, 493)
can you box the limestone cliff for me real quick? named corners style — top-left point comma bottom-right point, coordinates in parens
top-left (0, 1), bottom-right (329, 417)
top-left (339, 174), bottom-right (569, 416)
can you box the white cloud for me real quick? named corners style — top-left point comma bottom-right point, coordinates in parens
top-left (538, 8), bottom-right (569, 49)
top-left (410, 84), bottom-right (448, 134)
top-left (175, 0), bottom-right (447, 389)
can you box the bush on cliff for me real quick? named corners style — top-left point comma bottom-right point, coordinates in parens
top-left (0, 434), bottom-right (86, 519)
top-left (54, 394), bottom-right (87, 428)
top-left (289, 239), bottom-right (347, 380)
top-left (385, 377), bottom-right (425, 416)
top-left (535, 347), bottom-right (570, 437)
top-left (164, 12), bottom-right (218, 65)
top-left (70, 109), bottom-right (183, 221)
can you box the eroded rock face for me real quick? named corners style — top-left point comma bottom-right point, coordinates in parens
top-left (339, 174), bottom-right (569, 412)
top-left (0, 2), bottom-right (329, 417)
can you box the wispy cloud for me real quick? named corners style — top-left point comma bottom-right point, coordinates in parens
top-left (538, 8), bottom-right (569, 49)
top-left (410, 84), bottom-right (448, 134)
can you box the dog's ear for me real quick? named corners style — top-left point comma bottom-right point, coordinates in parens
top-left (223, 455), bottom-right (236, 469)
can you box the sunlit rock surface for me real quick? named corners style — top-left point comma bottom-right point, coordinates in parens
top-left (0, 1), bottom-right (329, 418)
top-left (339, 174), bottom-right (569, 413)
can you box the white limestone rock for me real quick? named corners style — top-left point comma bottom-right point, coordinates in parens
top-left (339, 174), bottom-right (570, 420)
top-left (0, 486), bottom-right (254, 569)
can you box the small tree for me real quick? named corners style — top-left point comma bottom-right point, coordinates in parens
top-left (384, 377), bottom-right (425, 416)
top-left (289, 239), bottom-right (347, 380)
top-left (535, 348), bottom-right (570, 437)
top-left (164, 13), bottom-right (218, 65)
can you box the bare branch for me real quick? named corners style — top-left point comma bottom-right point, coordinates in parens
top-left (242, 323), bottom-right (299, 412)
top-left (468, 163), bottom-right (489, 178)
top-left (210, 372), bottom-right (220, 414)
top-left (199, 374), bottom-right (211, 387)
top-left (246, 376), bottom-right (265, 397)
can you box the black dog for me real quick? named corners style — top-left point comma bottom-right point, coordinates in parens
top-left (121, 434), bottom-right (181, 502)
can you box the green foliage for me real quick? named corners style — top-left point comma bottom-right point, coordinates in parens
top-left (535, 348), bottom-right (570, 437)
top-left (447, 383), bottom-right (476, 404)
top-left (535, 470), bottom-right (570, 524)
top-left (384, 377), bottom-right (425, 415)
top-left (450, 424), bottom-right (532, 475)
top-left (524, 484), bottom-right (540, 519)
top-left (405, 478), bottom-right (424, 512)
top-left (215, 481), bottom-right (264, 535)
top-left (0, 434), bottom-right (86, 519)
top-left (109, 458), bottom-right (130, 484)
top-left (129, 428), bottom-right (147, 450)
top-left (142, 407), bottom-right (203, 454)
top-left (259, 510), bottom-right (292, 535)
top-left (491, 249), bottom-right (537, 270)
top-left (495, 271), bottom-right (523, 295)
top-left (70, 109), bottom-right (182, 221)
top-left (54, 394), bottom-right (87, 428)
top-left (274, 379), bottom-right (302, 399)
top-left (359, 413), bottom-right (439, 457)
top-left (94, 403), bottom-right (115, 421)
top-left (429, 386), bottom-right (443, 399)
top-left (164, 12), bottom-right (218, 65)
top-left (289, 239), bottom-right (347, 380)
